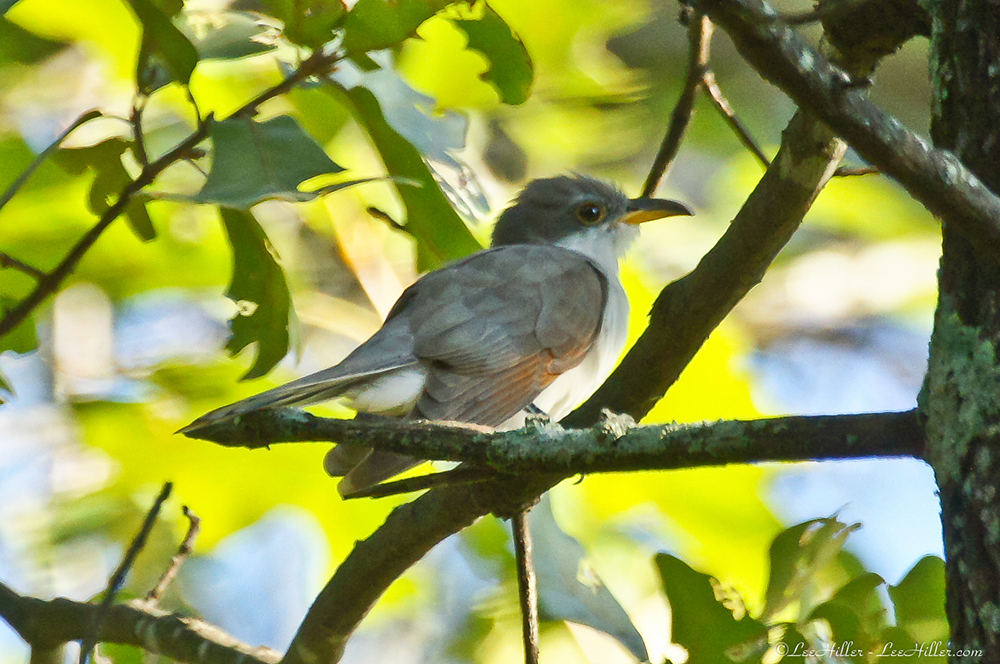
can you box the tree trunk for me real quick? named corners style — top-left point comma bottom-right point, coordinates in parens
top-left (922, 2), bottom-right (1000, 660)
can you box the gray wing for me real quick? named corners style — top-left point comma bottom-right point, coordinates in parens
top-left (404, 244), bottom-right (607, 426)
top-left (339, 245), bottom-right (607, 495)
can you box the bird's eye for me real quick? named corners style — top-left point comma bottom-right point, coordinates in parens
top-left (575, 202), bottom-right (606, 225)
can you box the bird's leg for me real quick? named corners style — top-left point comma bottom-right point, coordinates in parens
top-left (524, 403), bottom-right (553, 426)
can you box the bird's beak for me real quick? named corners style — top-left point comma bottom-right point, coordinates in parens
top-left (622, 197), bottom-right (694, 225)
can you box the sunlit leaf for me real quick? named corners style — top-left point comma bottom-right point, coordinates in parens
top-left (762, 517), bottom-right (860, 621)
top-left (126, 0), bottom-right (199, 93)
top-left (341, 86), bottom-right (481, 269)
top-left (655, 552), bottom-right (768, 664)
top-left (195, 115), bottom-right (344, 208)
top-left (341, 0), bottom-right (450, 54)
top-left (219, 207), bottom-right (294, 379)
top-left (53, 137), bottom-right (156, 241)
top-left (0, 296), bottom-right (37, 355)
top-left (530, 496), bottom-right (648, 662)
top-left (178, 11), bottom-right (279, 60)
top-left (452, 4), bottom-right (532, 105)
top-left (888, 556), bottom-right (948, 643)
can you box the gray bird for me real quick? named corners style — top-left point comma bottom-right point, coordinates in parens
top-left (183, 176), bottom-right (692, 495)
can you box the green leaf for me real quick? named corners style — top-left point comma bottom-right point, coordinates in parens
top-left (452, 5), bottom-right (532, 105)
top-left (282, 0), bottom-right (345, 48)
top-left (53, 136), bottom-right (156, 241)
top-left (341, 0), bottom-right (450, 54)
top-left (126, 0), bottom-right (199, 93)
top-left (655, 552), bottom-right (768, 664)
top-left (530, 496), bottom-right (648, 662)
top-left (219, 207), bottom-right (294, 379)
top-left (888, 556), bottom-right (948, 642)
top-left (0, 17), bottom-right (69, 63)
top-left (195, 115), bottom-right (344, 208)
top-left (828, 572), bottom-right (887, 631)
top-left (178, 11), bottom-right (279, 60)
top-left (341, 85), bottom-right (482, 269)
top-left (0, 296), bottom-right (37, 355)
top-left (0, 0), bottom-right (20, 15)
top-left (807, 604), bottom-right (861, 657)
top-left (761, 517), bottom-right (860, 621)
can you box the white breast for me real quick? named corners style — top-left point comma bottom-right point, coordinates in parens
top-left (529, 274), bottom-right (629, 421)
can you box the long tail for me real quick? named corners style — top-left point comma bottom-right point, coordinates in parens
top-left (178, 369), bottom-right (362, 434)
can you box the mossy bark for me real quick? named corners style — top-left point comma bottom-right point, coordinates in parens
top-left (921, 0), bottom-right (1000, 658)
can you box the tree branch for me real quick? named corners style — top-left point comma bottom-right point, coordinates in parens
top-left (696, 0), bottom-right (1000, 258)
top-left (186, 409), bottom-right (923, 475)
top-left (81, 482), bottom-right (173, 664)
top-left (642, 12), bottom-right (713, 197)
top-left (0, 582), bottom-right (279, 664)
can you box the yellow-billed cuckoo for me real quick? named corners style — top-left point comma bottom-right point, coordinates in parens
top-left (184, 176), bottom-right (691, 495)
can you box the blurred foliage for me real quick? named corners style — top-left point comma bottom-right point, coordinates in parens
top-left (656, 519), bottom-right (948, 664)
top-left (0, 0), bottom-right (944, 661)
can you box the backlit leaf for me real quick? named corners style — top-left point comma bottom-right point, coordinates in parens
top-left (762, 517), bottom-right (860, 621)
top-left (530, 496), bottom-right (648, 662)
top-left (341, 86), bottom-right (481, 269)
top-left (126, 0), bottom-right (199, 93)
top-left (178, 11), bottom-right (280, 60)
top-left (888, 556), bottom-right (948, 643)
top-left (219, 207), bottom-right (294, 379)
top-left (341, 0), bottom-right (450, 54)
top-left (195, 115), bottom-right (344, 208)
top-left (0, 296), bottom-right (37, 355)
top-left (452, 5), bottom-right (532, 105)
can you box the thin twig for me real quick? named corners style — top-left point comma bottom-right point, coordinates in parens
top-left (702, 70), bottom-right (772, 169)
top-left (129, 95), bottom-right (149, 167)
top-left (365, 206), bottom-right (407, 232)
top-left (698, 0), bottom-right (1000, 255)
top-left (0, 121), bottom-right (210, 338)
top-left (0, 253), bottom-right (47, 280)
top-left (642, 13), bottom-right (713, 197)
top-left (145, 506), bottom-right (201, 603)
top-left (80, 481), bottom-right (173, 664)
top-left (512, 510), bottom-right (539, 664)
top-left (0, 109), bottom-right (103, 215)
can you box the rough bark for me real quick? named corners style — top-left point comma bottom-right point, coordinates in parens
top-left (921, 1), bottom-right (1000, 660)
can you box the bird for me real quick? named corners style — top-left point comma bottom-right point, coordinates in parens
top-left (182, 175), bottom-right (692, 496)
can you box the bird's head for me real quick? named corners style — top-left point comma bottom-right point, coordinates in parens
top-left (491, 175), bottom-right (692, 268)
